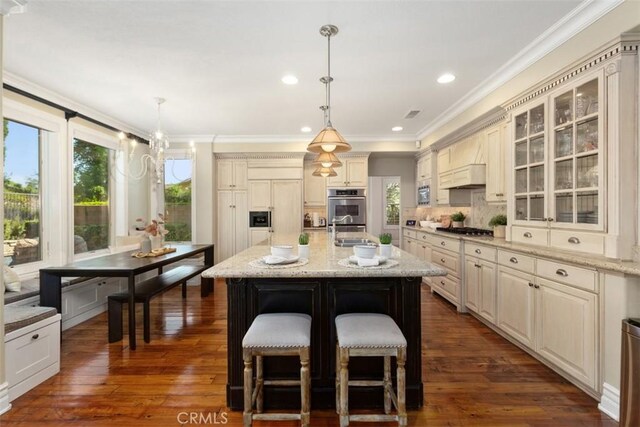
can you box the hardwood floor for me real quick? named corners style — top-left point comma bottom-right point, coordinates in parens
top-left (1, 280), bottom-right (615, 426)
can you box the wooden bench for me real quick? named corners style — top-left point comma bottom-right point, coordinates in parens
top-left (108, 265), bottom-right (208, 343)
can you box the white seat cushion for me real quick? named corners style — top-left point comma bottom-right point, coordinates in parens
top-left (243, 313), bottom-right (311, 349)
top-left (335, 313), bottom-right (406, 349)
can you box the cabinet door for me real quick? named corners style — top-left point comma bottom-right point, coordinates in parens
top-left (403, 237), bottom-right (414, 255)
top-left (419, 154), bottom-right (431, 180)
top-left (271, 180), bottom-right (302, 234)
top-left (327, 164), bottom-right (347, 187)
top-left (233, 191), bottom-right (249, 254)
top-left (497, 267), bottom-right (535, 349)
top-left (479, 261), bottom-right (497, 324)
top-left (486, 125), bottom-right (506, 203)
top-left (233, 161), bottom-right (248, 190)
top-left (217, 160), bottom-right (234, 190)
top-left (249, 180), bottom-right (272, 211)
top-left (217, 191), bottom-right (235, 261)
top-left (304, 161), bottom-right (327, 206)
top-left (437, 149), bottom-right (450, 174)
top-left (250, 229), bottom-right (270, 246)
top-left (346, 158), bottom-right (368, 187)
top-left (536, 278), bottom-right (597, 388)
top-left (465, 258), bottom-right (480, 313)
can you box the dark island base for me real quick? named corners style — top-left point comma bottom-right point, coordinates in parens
top-left (226, 276), bottom-right (423, 410)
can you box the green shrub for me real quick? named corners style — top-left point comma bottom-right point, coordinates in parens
top-left (379, 233), bottom-right (392, 244)
top-left (4, 217), bottom-right (26, 240)
top-left (74, 225), bottom-right (109, 251)
top-left (298, 233), bottom-right (309, 245)
top-left (165, 223), bottom-right (192, 242)
top-left (450, 211), bottom-right (466, 221)
top-left (489, 214), bottom-right (507, 227)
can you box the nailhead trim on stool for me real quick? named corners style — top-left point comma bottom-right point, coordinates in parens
top-left (335, 313), bottom-right (407, 427)
top-left (242, 313), bottom-right (312, 427)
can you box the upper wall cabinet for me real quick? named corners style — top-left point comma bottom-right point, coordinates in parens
top-left (217, 159), bottom-right (248, 190)
top-left (327, 155), bottom-right (369, 188)
top-left (485, 123), bottom-right (507, 203)
top-left (304, 160), bottom-right (327, 207)
top-left (416, 153), bottom-right (432, 183)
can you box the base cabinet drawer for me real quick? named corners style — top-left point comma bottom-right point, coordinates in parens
top-left (432, 275), bottom-right (459, 303)
top-left (511, 226), bottom-right (549, 246)
top-left (497, 250), bottom-right (535, 274)
top-left (431, 249), bottom-right (460, 276)
top-left (549, 230), bottom-right (605, 255)
top-left (464, 243), bottom-right (497, 263)
top-left (536, 259), bottom-right (597, 293)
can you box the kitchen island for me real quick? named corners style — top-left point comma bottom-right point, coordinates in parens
top-left (202, 232), bottom-right (446, 411)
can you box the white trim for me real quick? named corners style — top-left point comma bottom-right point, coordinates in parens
top-left (598, 382), bottom-right (620, 421)
top-left (209, 134), bottom-right (417, 144)
top-left (0, 382), bottom-right (10, 415)
top-left (3, 71), bottom-right (145, 136)
top-left (416, 0), bottom-right (625, 141)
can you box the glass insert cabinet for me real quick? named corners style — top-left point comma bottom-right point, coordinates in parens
top-left (511, 72), bottom-right (604, 231)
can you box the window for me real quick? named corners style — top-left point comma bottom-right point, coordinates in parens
top-left (3, 119), bottom-right (44, 266)
top-left (385, 181), bottom-right (400, 226)
top-left (73, 139), bottom-right (111, 253)
top-left (164, 158), bottom-right (192, 242)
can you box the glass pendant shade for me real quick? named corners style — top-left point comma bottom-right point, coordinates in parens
top-left (307, 125), bottom-right (350, 153)
top-left (312, 166), bottom-right (337, 177)
top-left (312, 152), bottom-right (342, 168)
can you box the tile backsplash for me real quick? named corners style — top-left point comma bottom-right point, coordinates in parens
top-left (406, 190), bottom-right (505, 229)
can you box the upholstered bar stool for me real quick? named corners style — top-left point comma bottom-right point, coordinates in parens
top-left (242, 313), bottom-right (312, 427)
top-left (335, 313), bottom-right (407, 427)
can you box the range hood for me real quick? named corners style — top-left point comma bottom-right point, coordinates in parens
top-left (440, 164), bottom-right (486, 189)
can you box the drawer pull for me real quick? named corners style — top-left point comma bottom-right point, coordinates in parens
top-left (440, 241), bottom-right (446, 246)
top-left (509, 257), bottom-right (518, 264)
top-left (475, 264), bottom-right (481, 268)
top-left (440, 281), bottom-right (445, 286)
top-left (475, 249), bottom-right (481, 254)
top-left (422, 235), bottom-right (427, 240)
top-left (496, 193), bottom-right (504, 197)
top-left (32, 334), bottom-right (39, 340)
top-left (568, 237), bottom-right (581, 244)
top-left (523, 232), bottom-right (532, 238)
top-left (440, 258), bottom-right (446, 263)
top-left (556, 269), bottom-right (568, 277)
top-left (528, 282), bottom-right (534, 287)
top-left (534, 284), bottom-right (540, 289)
top-left (422, 246), bottom-right (426, 249)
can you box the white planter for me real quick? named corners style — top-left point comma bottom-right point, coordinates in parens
top-left (140, 238), bottom-right (152, 253)
top-left (379, 244), bottom-right (392, 258)
top-left (493, 225), bottom-right (506, 239)
top-left (452, 221), bottom-right (464, 228)
top-left (298, 244), bottom-right (310, 260)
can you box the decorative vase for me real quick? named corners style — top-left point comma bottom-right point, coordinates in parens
top-left (452, 221), bottom-right (464, 228)
top-left (298, 244), bottom-right (310, 260)
top-left (140, 237), bottom-right (152, 253)
top-left (379, 243), bottom-right (392, 258)
top-left (493, 225), bottom-right (506, 239)
top-left (149, 235), bottom-right (163, 250)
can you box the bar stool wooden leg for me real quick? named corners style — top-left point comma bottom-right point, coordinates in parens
top-left (243, 350), bottom-right (253, 427)
top-left (384, 355), bottom-right (391, 415)
top-left (256, 355), bottom-right (264, 413)
top-left (301, 347), bottom-right (311, 427)
top-left (339, 347), bottom-right (349, 427)
top-left (397, 347), bottom-right (407, 427)
top-left (335, 343), bottom-right (340, 414)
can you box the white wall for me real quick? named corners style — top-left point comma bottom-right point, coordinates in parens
top-left (368, 155), bottom-right (416, 209)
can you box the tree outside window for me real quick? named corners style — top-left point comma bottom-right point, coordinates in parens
top-left (164, 158), bottom-right (192, 242)
top-left (73, 139), bottom-right (110, 253)
top-left (385, 182), bottom-right (400, 226)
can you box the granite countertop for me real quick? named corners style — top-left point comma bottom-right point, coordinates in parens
top-left (202, 231), bottom-right (447, 279)
top-left (402, 225), bottom-right (640, 276)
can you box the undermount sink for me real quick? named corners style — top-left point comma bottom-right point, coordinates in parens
top-left (334, 238), bottom-right (377, 247)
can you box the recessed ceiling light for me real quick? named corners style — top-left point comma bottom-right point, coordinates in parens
top-left (392, 126), bottom-right (403, 132)
top-left (282, 75), bottom-right (298, 85)
top-left (437, 73), bottom-right (456, 84)
top-left (301, 126), bottom-right (312, 133)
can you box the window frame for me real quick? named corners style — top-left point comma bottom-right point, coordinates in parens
top-left (382, 177), bottom-right (400, 230)
top-left (162, 149), bottom-right (195, 244)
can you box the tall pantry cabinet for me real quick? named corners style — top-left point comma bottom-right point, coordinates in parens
top-left (216, 158), bottom-right (249, 262)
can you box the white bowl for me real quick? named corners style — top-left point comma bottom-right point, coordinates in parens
top-left (271, 245), bottom-right (293, 258)
top-left (419, 220), bottom-right (432, 227)
top-left (353, 245), bottom-right (377, 259)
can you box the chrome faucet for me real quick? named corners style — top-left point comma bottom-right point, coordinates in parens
top-left (332, 215), bottom-right (353, 242)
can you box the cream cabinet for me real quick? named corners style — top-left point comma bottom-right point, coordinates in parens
top-left (327, 157), bottom-right (368, 188)
top-left (249, 179), bottom-right (302, 234)
top-left (248, 180), bottom-right (272, 211)
top-left (465, 257), bottom-right (497, 324)
top-left (217, 159), bottom-right (248, 190)
top-left (497, 266), bottom-right (536, 349)
top-left (416, 153), bottom-right (431, 182)
top-left (250, 229), bottom-right (270, 246)
top-left (485, 123), bottom-right (507, 203)
top-left (303, 161), bottom-right (327, 206)
top-left (217, 190), bottom-right (248, 262)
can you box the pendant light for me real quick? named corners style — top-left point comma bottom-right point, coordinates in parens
top-left (312, 167), bottom-right (338, 178)
top-left (312, 152), bottom-right (342, 168)
top-left (306, 25), bottom-right (351, 154)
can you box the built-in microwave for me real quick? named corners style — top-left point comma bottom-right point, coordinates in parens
top-left (417, 185), bottom-right (430, 206)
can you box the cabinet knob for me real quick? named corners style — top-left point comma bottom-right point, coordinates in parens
top-left (509, 257), bottom-right (518, 264)
top-left (475, 264), bottom-right (481, 268)
top-left (556, 269), bottom-right (568, 277)
top-left (440, 281), bottom-right (445, 286)
top-left (523, 232), bottom-right (532, 238)
top-left (475, 248), bottom-right (481, 254)
top-left (528, 282), bottom-right (534, 287)
top-left (440, 258), bottom-right (445, 263)
top-left (440, 241), bottom-right (445, 246)
top-left (422, 245), bottom-right (426, 249)
top-left (32, 334), bottom-right (39, 340)
top-left (568, 237), bottom-right (580, 244)
top-left (534, 284), bottom-right (540, 289)
top-left (496, 193), bottom-right (504, 197)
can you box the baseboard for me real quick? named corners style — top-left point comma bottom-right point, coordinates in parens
top-left (0, 381), bottom-right (11, 415)
top-left (598, 382), bottom-right (620, 421)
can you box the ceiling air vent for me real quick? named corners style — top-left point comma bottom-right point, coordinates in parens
top-left (404, 110), bottom-right (421, 119)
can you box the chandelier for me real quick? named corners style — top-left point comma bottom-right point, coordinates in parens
top-left (307, 24), bottom-right (351, 159)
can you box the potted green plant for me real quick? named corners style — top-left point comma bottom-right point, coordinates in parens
top-left (489, 214), bottom-right (507, 238)
top-left (298, 232), bottom-right (310, 259)
top-left (450, 211), bottom-right (466, 228)
top-left (379, 233), bottom-right (393, 258)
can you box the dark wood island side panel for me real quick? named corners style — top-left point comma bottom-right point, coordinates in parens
top-left (226, 276), bottom-right (423, 410)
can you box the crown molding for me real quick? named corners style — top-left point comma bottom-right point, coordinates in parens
top-left (214, 152), bottom-right (307, 160)
top-left (209, 134), bottom-right (417, 144)
top-left (0, 0), bottom-right (26, 15)
top-left (429, 106), bottom-right (506, 152)
top-left (2, 71), bottom-right (146, 136)
top-left (416, 0), bottom-right (624, 141)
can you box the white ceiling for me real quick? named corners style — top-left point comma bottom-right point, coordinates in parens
top-left (3, 1), bottom-right (584, 141)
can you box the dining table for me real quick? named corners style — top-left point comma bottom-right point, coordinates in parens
top-left (39, 244), bottom-right (214, 349)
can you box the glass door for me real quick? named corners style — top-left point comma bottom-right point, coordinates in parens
top-left (550, 77), bottom-right (602, 229)
top-left (513, 103), bottom-right (546, 222)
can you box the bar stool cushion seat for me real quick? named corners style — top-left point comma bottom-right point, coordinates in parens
top-left (336, 313), bottom-right (407, 349)
top-left (243, 313), bottom-right (311, 349)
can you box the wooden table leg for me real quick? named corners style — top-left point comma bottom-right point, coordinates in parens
top-left (127, 274), bottom-right (137, 350)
